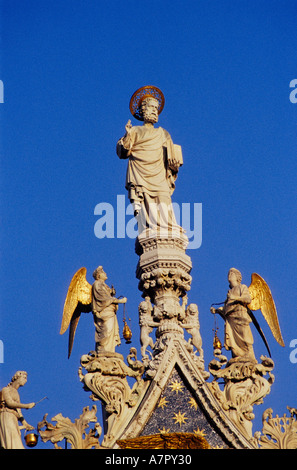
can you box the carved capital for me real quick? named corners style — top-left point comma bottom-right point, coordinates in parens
top-left (136, 231), bottom-right (192, 303)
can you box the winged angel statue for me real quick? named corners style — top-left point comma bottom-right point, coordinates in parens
top-left (60, 266), bottom-right (127, 358)
top-left (210, 268), bottom-right (284, 362)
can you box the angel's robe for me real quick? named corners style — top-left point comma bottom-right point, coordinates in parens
top-left (92, 280), bottom-right (120, 353)
top-left (116, 125), bottom-right (183, 233)
top-left (223, 284), bottom-right (256, 361)
top-left (0, 387), bottom-right (24, 449)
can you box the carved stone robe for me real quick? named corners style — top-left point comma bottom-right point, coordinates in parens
top-left (223, 284), bottom-right (256, 361)
top-left (0, 387), bottom-right (24, 449)
top-left (92, 280), bottom-right (121, 353)
top-left (116, 125), bottom-right (183, 232)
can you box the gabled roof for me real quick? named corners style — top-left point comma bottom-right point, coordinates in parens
top-left (116, 336), bottom-right (256, 449)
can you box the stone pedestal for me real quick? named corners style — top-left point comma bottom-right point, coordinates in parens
top-left (78, 350), bottom-right (145, 448)
top-left (208, 350), bottom-right (275, 444)
top-left (136, 229), bottom-right (192, 307)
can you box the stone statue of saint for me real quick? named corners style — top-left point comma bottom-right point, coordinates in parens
top-left (0, 371), bottom-right (35, 449)
top-left (116, 86), bottom-right (183, 234)
top-left (60, 266), bottom-right (127, 357)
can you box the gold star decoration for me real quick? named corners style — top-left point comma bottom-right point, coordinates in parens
top-left (188, 397), bottom-right (198, 410)
top-left (169, 380), bottom-right (184, 394)
top-left (158, 426), bottom-right (170, 434)
top-left (172, 411), bottom-right (188, 426)
top-left (158, 397), bottom-right (169, 409)
top-left (193, 426), bottom-right (206, 437)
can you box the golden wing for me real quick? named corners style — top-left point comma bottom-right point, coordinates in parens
top-left (248, 273), bottom-right (284, 347)
top-left (60, 267), bottom-right (92, 357)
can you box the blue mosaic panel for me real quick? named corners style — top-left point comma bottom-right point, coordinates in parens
top-left (140, 367), bottom-right (228, 448)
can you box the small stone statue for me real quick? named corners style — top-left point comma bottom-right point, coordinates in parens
top-left (0, 371), bottom-right (35, 449)
top-left (138, 297), bottom-right (157, 359)
top-left (182, 303), bottom-right (204, 360)
top-left (60, 266), bottom-right (127, 357)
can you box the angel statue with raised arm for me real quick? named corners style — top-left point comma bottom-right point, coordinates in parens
top-left (210, 268), bottom-right (284, 363)
top-left (116, 85), bottom-right (183, 234)
top-left (60, 266), bottom-right (127, 358)
top-left (0, 371), bottom-right (35, 449)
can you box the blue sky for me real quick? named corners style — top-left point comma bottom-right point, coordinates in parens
top-left (0, 1), bottom-right (296, 448)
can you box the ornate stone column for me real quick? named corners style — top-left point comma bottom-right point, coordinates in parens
top-left (135, 229), bottom-right (207, 379)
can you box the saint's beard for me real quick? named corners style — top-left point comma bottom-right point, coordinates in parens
top-left (143, 110), bottom-right (158, 124)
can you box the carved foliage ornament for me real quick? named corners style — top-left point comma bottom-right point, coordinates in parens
top-left (37, 406), bottom-right (101, 449)
top-left (78, 350), bottom-right (145, 447)
top-left (140, 267), bottom-right (192, 297)
top-left (208, 356), bottom-right (275, 442)
top-left (256, 407), bottom-right (297, 449)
